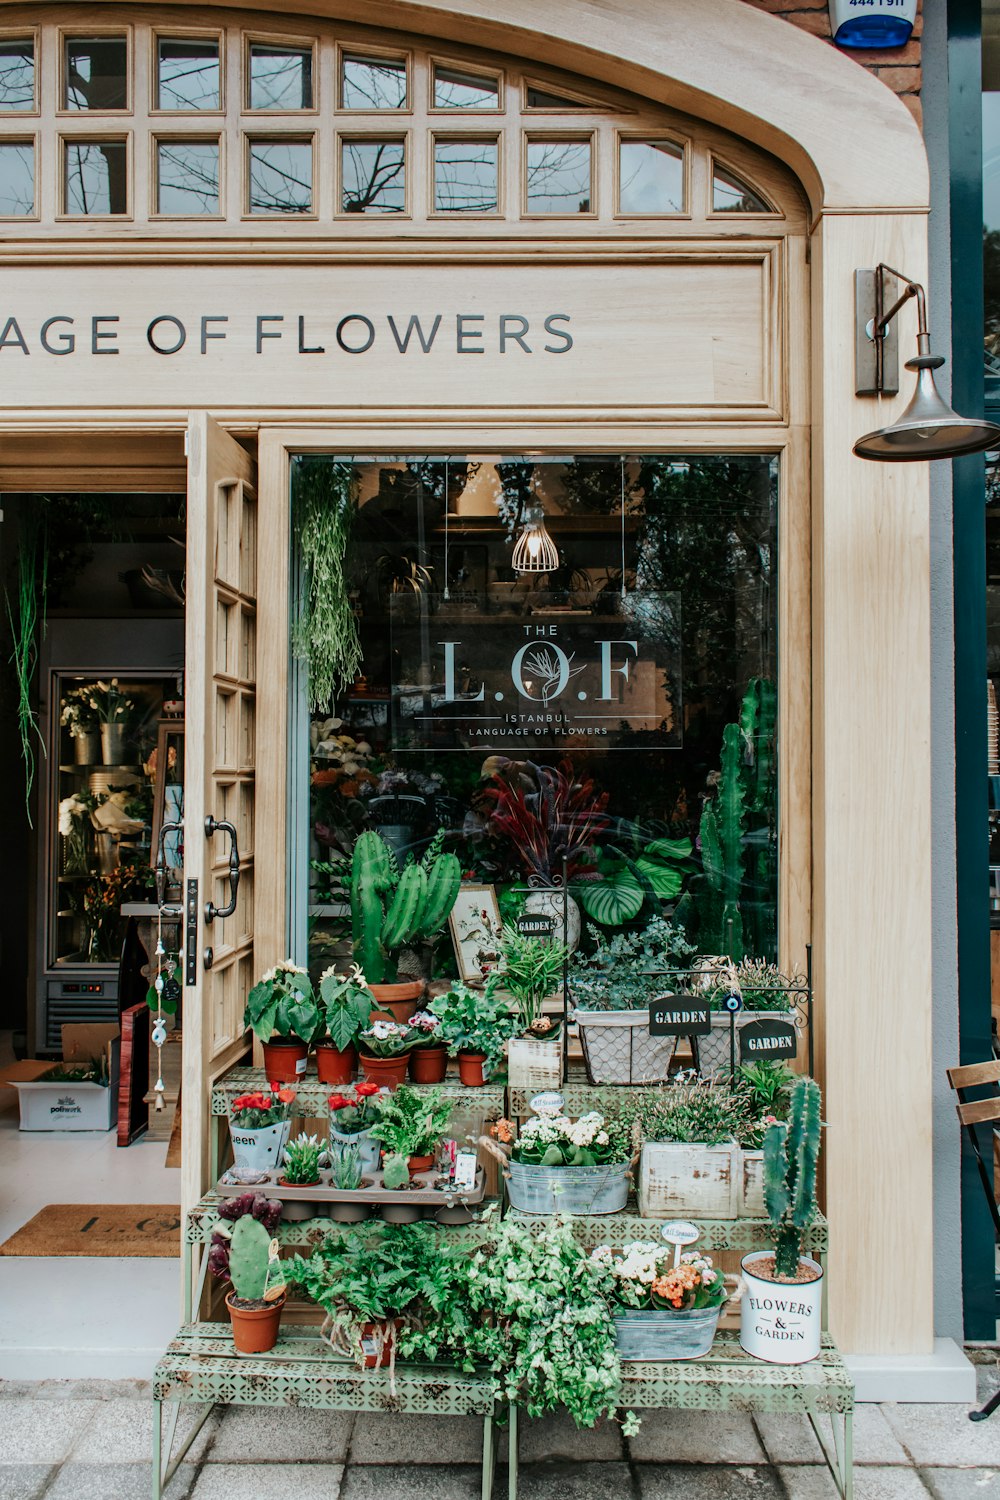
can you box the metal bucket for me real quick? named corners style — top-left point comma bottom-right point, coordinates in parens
top-left (506, 1159), bottom-right (630, 1215)
top-left (614, 1305), bottom-right (722, 1361)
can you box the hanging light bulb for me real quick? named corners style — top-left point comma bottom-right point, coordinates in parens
top-left (512, 505), bottom-right (559, 574)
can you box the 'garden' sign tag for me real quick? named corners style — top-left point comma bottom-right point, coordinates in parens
top-left (648, 998), bottom-right (711, 1036)
top-left (738, 1018), bottom-right (797, 1062)
top-left (516, 914), bottom-right (555, 938)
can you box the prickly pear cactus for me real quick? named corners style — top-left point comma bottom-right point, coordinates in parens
top-left (382, 1153), bottom-right (411, 1191)
top-left (228, 1214), bottom-right (271, 1300)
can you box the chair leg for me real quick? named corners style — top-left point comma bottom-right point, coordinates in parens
top-left (481, 1412), bottom-right (494, 1500)
top-left (507, 1405), bottom-right (518, 1500)
top-left (971, 1385), bottom-right (1000, 1422)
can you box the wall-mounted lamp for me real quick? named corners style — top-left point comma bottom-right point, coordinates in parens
top-left (853, 264), bottom-right (1000, 461)
top-left (829, 0), bottom-right (915, 50)
top-left (512, 504), bottom-right (559, 573)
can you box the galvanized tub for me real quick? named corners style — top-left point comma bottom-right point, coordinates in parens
top-left (613, 1305), bottom-right (722, 1361)
top-left (506, 1159), bottom-right (630, 1215)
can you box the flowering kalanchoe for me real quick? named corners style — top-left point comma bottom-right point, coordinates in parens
top-left (512, 1110), bottom-right (626, 1167)
top-left (229, 1089), bottom-right (296, 1129)
top-left (327, 1082), bottom-right (381, 1133)
top-left (358, 1020), bottom-right (419, 1058)
top-left (595, 1241), bottom-right (728, 1312)
top-left (405, 1010), bottom-right (442, 1049)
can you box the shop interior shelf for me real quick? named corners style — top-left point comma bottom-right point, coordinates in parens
top-left (211, 1066), bottom-right (506, 1116)
top-left (185, 1190), bottom-right (500, 1245)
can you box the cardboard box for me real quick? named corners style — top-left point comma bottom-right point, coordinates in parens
top-left (14, 1024), bottom-right (120, 1131)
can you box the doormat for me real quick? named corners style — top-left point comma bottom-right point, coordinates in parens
top-left (0, 1204), bottom-right (181, 1257)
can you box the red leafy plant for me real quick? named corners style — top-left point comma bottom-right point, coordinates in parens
top-left (485, 759), bottom-right (610, 883)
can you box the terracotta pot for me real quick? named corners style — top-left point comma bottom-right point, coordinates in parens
top-left (226, 1290), bottom-right (285, 1355)
top-left (457, 1050), bottom-right (487, 1087)
top-left (359, 1319), bottom-right (398, 1369)
top-left (359, 1052), bottom-right (410, 1089)
top-left (261, 1037), bottom-right (309, 1084)
top-left (407, 1153), bottom-right (434, 1176)
top-left (369, 980), bottom-right (424, 1025)
top-left (409, 1045), bottom-right (448, 1084)
top-left (315, 1041), bottom-right (356, 1085)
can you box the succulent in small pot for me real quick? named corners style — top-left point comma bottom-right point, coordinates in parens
top-left (357, 1020), bottom-right (419, 1088)
top-left (405, 1010), bottom-right (448, 1082)
top-left (429, 980), bottom-right (516, 1086)
top-left (328, 1082), bottom-right (382, 1173)
top-left (316, 963), bottom-right (377, 1083)
top-left (489, 924), bottom-right (569, 1037)
top-left (209, 1191), bottom-right (285, 1353)
top-left (244, 961), bottom-right (324, 1081)
top-left (280, 1132), bottom-right (322, 1187)
top-left (228, 1088), bottom-right (297, 1173)
top-left (369, 1083), bottom-right (453, 1176)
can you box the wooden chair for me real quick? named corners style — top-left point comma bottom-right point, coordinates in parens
top-left (947, 1060), bottom-right (1000, 1420)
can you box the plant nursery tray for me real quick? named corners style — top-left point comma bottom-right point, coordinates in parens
top-left (215, 1166), bottom-right (488, 1208)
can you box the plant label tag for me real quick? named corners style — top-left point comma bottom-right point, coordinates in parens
top-left (530, 1091), bottom-right (564, 1116)
top-left (738, 1019), bottom-right (797, 1062)
top-left (661, 1220), bottom-right (700, 1267)
top-left (516, 914), bottom-right (555, 938)
top-left (648, 999), bottom-right (711, 1036)
top-left (453, 1150), bottom-right (478, 1191)
top-left (295, 1057), bottom-right (308, 1075)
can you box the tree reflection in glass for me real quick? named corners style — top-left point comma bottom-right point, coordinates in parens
top-left (434, 139), bottom-right (498, 213)
top-left (157, 39), bottom-right (220, 111)
top-left (341, 55), bottom-right (406, 110)
top-left (248, 139), bottom-right (312, 214)
top-left (341, 138), bottom-right (405, 213)
top-left (248, 45), bottom-right (313, 110)
top-left (0, 40), bottom-right (34, 110)
top-left (526, 139), bottom-right (591, 214)
top-left (157, 140), bottom-right (219, 214)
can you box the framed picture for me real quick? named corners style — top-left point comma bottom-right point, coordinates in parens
top-left (449, 883), bottom-right (503, 984)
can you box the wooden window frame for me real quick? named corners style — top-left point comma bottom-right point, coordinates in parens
top-left (613, 130), bottom-right (690, 221)
top-left (150, 28), bottom-right (225, 118)
top-left (57, 25), bottom-right (133, 117)
top-left (151, 131), bottom-right (225, 221)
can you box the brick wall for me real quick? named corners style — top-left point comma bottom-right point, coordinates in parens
top-left (740, 0), bottom-right (922, 123)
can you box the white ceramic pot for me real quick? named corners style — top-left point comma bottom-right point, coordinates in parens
top-left (523, 889), bottom-right (581, 951)
top-left (229, 1119), bottom-right (290, 1173)
top-left (739, 1253), bottom-right (824, 1364)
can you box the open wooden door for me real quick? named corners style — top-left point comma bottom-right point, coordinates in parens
top-left (181, 414), bottom-right (258, 1223)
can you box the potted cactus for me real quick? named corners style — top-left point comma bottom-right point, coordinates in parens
top-left (740, 1076), bottom-right (823, 1365)
top-left (350, 829), bottom-right (461, 1022)
top-left (316, 964), bottom-right (376, 1084)
top-left (209, 1192), bottom-right (286, 1354)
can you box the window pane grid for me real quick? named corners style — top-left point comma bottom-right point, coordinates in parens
top-left (157, 38), bottom-right (221, 111)
top-left (0, 40), bottom-right (35, 112)
top-left (157, 139), bottom-right (220, 215)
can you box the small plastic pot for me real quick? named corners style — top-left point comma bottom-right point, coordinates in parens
top-left (359, 1053), bottom-right (410, 1090)
top-left (409, 1046), bottom-right (448, 1084)
top-left (457, 1050), bottom-right (487, 1087)
top-left (226, 1290), bottom-right (285, 1355)
top-left (407, 1153), bottom-right (434, 1176)
top-left (261, 1038), bottom-right (309, 1084)
top-left (315, 1041), bottom-right (356, 1085)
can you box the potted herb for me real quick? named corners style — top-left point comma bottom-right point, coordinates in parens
top-left (740, 1077), bottom-right (823, 1364)
top-left (327, 1082), bottom-right (382, 1172)
top-left (693, 958), bottom-right (802, 1082)
top-left (228, 1089), bottom-right (297, 1173)
top-left (569, 917), bottom-right (695, 1084)
top-left (636, 1082), bottom-right (750, 1220)
top-left (594, 1236), bottom-right (730, 1360)
top-left (208, 1191), bottom-right (285, 1354)
top-left (734, 1059), bottom-right (795, 1215)
top-left (405, 1009), bottom-right (448, 1083)
top-left (316, 963), bottom-right (376, 1084)
top-left (490, 924), bottom-right (569, 1089)
top-left (357, 1020), bottom-right (418, 1089)
top-left (244, 961), bottom-right (324, 1082)
top-left (370, 1083), bottom-right (453, 1176)
top-left (489, 1104), bottom-right (632, 1215)
top-left (351, 828), bottom-right (461, 1021)
top-left (429, 980), bottom-right (516, 1086)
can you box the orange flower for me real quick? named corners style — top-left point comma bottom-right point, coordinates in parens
top-left (491, 1118), bottom-right (514, 1144)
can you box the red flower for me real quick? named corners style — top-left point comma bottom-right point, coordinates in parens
top-left (277, 1089), bottom-right (296, 1105)
top-left (328, 1093), bottom-right (349, 1110)
top-left (354, 1082), bottom-right (380, 1098)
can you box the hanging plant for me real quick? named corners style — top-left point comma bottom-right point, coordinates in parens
top-left (5, 509), bottom-right (46, 824)
top-left (291, 459), bottom-right (363, 711)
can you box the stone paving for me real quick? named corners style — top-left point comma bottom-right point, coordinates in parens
top-left (2, 1365), bottom-right (1000, 1500)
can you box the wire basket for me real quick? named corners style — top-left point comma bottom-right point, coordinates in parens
top-left (575, 1009), bottom-right (678, 1085)
top-left (694, 1009), bottom-right (796, 1082)
top-left (614, 1305), bottom-right (723, 1361)
top-left (506, 1159), bottom-right (631, 1216)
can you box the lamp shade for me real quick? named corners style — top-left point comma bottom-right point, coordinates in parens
top-left (854, 356), bottom-right (1000, 461)
top-left (512, 512), bottom-right (559, 573)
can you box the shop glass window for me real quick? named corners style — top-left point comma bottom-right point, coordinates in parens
top-left (712, 164), bottom-right (770, 214)
top-left (341, 138), bottom-right (405, 213)
top-left (619, 139), bottom-right (684, 214)
top-left (341, 54), bottom-right (407, 110)
top-left (434, 139), bottom-right (498, 213)
top-left (248, 44), bottom-right (313, 111)
top-left (64, 37), bottom-right (128, 111)
top-left (433, 65), bottom-right (499, 109)
top-left (156, 140), bottom-right (220, 215)
top-left (156, 38), bottom-right (221, 111)
top-left (0, 40), bottom-right (35, 111)
top-left (289, 454), bottom-right (779, 983)
top-left (248, 139), bottom-right (312, 214)
top-left (525, 138), bottom-right (591, 214)
top-left (63, 139), bottom-right (127, 215)
top-left (0, 142), bottom-right (34, 214)
top-left (525, 83), bottom-right (589, 109)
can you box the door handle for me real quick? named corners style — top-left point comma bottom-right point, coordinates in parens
top-left (154, 819), bottom-right (184, 910)
top-left (204, 815), bottom-right (240, 924)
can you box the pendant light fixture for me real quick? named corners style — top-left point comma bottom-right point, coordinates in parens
top-left (512, 502), bottom-right (559, 574)
top-left (853, 264), bottom-right (1000, 461)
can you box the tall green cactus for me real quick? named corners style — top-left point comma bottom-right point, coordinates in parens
top-left (762, 1077), bottom-right (822, 1278)
top-left (351, 828), bottom-right (461, 982)
top-left (229, 1215), bottom-right (272, 1301)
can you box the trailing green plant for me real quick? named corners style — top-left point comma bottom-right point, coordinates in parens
top-left (6, 510), bottom-right (46, 822)
top-left (329, 1141), bottom-right (363, 1190)
top-left (281, 1133), bottom-right (322, 1185)
top-left (569, 916), bottom-right (695, 1012)
top-left (292, 457), bottom-right (363, 711)
top-left (635, 1080), bottom-right (748, 1146)
top-left (243, 961), bottom-right (324, 1047)
top-left (429, 980), bottom-right (516, 1070)
top-left (488, 925), bottom-right (568, 1032)
top-left (351, 828), bottom-right (461, 983)
top-left (762, 1076), bottom-right (822, 1278)
top-left (369, 1083), bottom-right (452, 1159)
top-left (318, 962), bottom-right (376, 1050)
